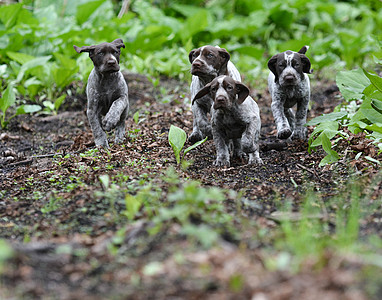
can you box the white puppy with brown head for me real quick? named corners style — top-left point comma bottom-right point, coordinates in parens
top-left (193, 75), bottom-right (262, 167)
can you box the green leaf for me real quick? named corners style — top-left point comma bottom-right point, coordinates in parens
top-left (76, 0), bottom-right (105, 25)
top-left (15, 104), bottom-right (41, 116)
top-left (0, 84), bottom-right (16, 114)
top-left (6, 51), bottom-right (36, 65)
top-left (99, 174), bottom-right (110, 190)
top-left (168, 125), bottom-right (187, 165)
top-left (183, 136), bottom-right (208, 157)
top-left (124, 194), bottom-right (142, 220)
top-left (54, 95), bottom-right (66, 112)
top-left (0, 3), bottom-right (22, 29)
top-left (179, 10), bottom-right (208, 43)
top-left (306, 111), bottom-right (347, 126)
top-left (133, 111), bottom-right (139, 124)
top-left (336, 69), bottom-right (370, 101)
top-left (363, 70), bottom-right (382, 94)
top-left (16, 56), bottom-right (52, 82)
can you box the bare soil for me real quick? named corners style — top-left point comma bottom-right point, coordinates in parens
top-left (0, 72), bottom-right (381, 299)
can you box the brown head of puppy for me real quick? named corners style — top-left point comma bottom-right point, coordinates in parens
top-left (74, 39), bottom-right (125, 74)
top-left (189, 46), bottom-right (230, 80)
top-left (193, 75), bottom-right (249, 110)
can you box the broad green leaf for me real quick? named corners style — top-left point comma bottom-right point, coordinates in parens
top-left (360, 97), bottom-right (382, 124)
top-left (168, 125), bottom-right (187, 165)
top-left (6, 51), bottom-right (36, 65)
top-left (306, 111), bottom-right (347, 126)
top-left (372, 100), bottom-right (382, 114)
top-left (15, 104), bottom-right (41, 115)
top-left (76, 0), bottom-right (105, 25)
top-left (336, 69), bottom-right (370, 101)
top-left (363, 70), bottom-right (382, 93)
top-left (17, 56), bottom-right (52, 82)
top-left (54, 95), bottom-right (66, 111)
top-left (0, 84), bottom-right (15, 114)
top-left (0, 3), bottom-right (22, 29)
top-left (180, 10), bottom-right (208, 43)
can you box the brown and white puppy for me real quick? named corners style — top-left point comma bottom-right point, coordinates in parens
top-left (188, 45), bottom-right (241, 144)
top-left (268, 46), bottom-right (312, 140)
top-left (74, 39), bottom-right (129, 148)
top-left (193, 75), bottom-right (262, 167)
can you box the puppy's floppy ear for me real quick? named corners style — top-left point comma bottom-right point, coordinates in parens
top-left (299, 54), bottom-right (312, 74)
top-left (192, 82), bottom-right (211, 105)
top-left (218, 48), bottom-right (230, 65)
top-left (73, 45), bottom-right (96, 54)
top-left (111, 38), bottom-right (125, 49)
top-left (189, 49), bottom-right (197, 64)
top-left (267, 54), bottom-right (279, 82)
top-left (235, 82), bottom-right (249, 104)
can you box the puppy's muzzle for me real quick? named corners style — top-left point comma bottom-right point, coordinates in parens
top-left (214, 96), bottom-right (227, 109)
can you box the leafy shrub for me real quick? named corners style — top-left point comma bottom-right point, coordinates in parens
top-left (307, 68), bottom-right (382, 166)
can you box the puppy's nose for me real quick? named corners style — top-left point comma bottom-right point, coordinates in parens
top-left (107, 59), bottom-right (117, 65)
top-left (216, 96), bottom-right (226, 103)
top-left (285, 74), bottom-right (295, 81)
top-left (192, 60), bottom-right (202, 68)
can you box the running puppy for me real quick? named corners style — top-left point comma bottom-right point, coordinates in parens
top-left (267, 46), bottom-right (312, 140)
top-left (193, 75), bottom-right (262, 167)
top-left (74, 39), bottom-right (129, 148)
top-left (188, 45), bottom-right (241, 144)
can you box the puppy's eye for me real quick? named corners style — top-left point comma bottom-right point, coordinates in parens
top-left (98, 52), bottom-right (104, 56)
top-left (278, 62), bottom-right (285, 67)
top-left (207, 53), bottom-right (214, 58)
top-left (226, 85), bottom-right (233, 91)
top-left (114, 50), bottom-right (119, 55)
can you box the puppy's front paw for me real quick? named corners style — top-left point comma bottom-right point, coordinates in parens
top-left (188, 131), bottom-right (204, 144)
top-left (248, 153), bottom-right (263, 165)
top-left (292, 127), bottom-right (307, 140)
top-left (95, 138), bottom-right (109, 148)
top-left (102, 117), bottom-right (118, 132)
top-left (277, 128), bottom-right (292, 139)
top-left (214, 157), bottom-right (230, 167)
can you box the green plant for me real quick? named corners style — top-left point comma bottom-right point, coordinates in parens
top-left (307, 68), bottom-right (382, 166)
top-left (168, 125), bottom-right (207, 165)
top-left (0, 83), bottom-right (41, 128)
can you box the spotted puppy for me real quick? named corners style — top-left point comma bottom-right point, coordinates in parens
top-left (193, 75), bottom-right (262, 167)
top-left (268, 46), bottom-right (312, 140)
top-left (74, 39), bottom-right (129, 148)
top-left (188, 45), bottom-right (241, 144)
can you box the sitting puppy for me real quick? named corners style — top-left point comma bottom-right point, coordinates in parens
top-left (267, 46), bottom-right (312, 140)
top-left (74, 39), bottom-right (129, 148)
top-left (188, 45), bottom-right (241, 144)
top-left (193, 75), bottom-right (262, 167)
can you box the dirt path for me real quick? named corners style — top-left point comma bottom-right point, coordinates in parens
top-left (0, 73), bottom-right (381, 299)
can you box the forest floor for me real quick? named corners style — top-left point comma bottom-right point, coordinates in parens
top-left (0, 72), bottom-right (381, 299)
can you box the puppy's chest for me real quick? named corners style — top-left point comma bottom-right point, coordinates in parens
top-left (214, 111), bottom-right (246, 138)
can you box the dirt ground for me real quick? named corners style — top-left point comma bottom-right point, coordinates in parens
top-left (0, 72), bottom-right (381, 299)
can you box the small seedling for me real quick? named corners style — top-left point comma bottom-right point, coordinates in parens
top-left (168, 125), bottom-right (207, 165)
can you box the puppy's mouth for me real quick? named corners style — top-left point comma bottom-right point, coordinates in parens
top-left (191, 64), bottom-right (209, 76)
top-left (213, 100), bottom-right (228, 110)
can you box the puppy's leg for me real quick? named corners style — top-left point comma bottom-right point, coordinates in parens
top-left (88, 106), bottom-right (108, 148)
top-left (212, 128), bottom-right (230, 167)
top-left (292, 97), bottom-right (309, 140)
top-left (189, 98), bottom-right (213, 143)
top-left (232, 138), bottom-right (245, 162)
top-left (242, 120), bottom-right (263, 165)
top-left (271, 99), bottom-right (292, 139)
top-left (284, 107), bottom-right (296, 132)
top-left (103, 96), bottom-right (129, 132)
top-left (114, 106), bottom-right (128, 144)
